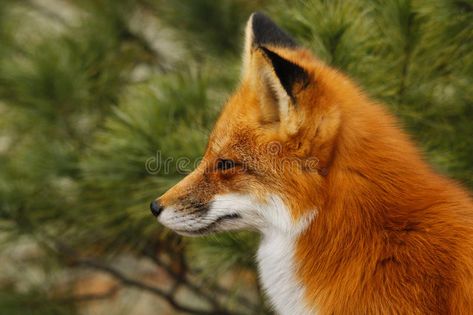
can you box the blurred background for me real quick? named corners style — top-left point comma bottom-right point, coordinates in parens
top-left (0, 0), bottom-right (471, 314)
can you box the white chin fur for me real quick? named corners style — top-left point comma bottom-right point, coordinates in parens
top-left (159, 193), bottom-right (317, 314)
top-left (211, 193), bottom-right (317, 314)
top-left (209, 193), bottom-right (315, 235)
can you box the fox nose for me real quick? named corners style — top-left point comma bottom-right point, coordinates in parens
top-left (150, 199), bottom-right (164, 217)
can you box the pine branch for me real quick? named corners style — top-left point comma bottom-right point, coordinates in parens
top-left (143, 247), bottom-right (220, 308)
top-left (75, 257), bottom-right (239, 315)
top-left (142, 244), bottom-right (259, 313)
top-left (51, 242), bottom-right (244, 315)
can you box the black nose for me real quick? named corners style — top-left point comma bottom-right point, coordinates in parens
top-left (150, 200), bottom-right (164, 217)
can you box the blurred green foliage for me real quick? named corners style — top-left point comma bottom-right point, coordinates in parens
top-left (0, 290), bottom-right (77, 315)
top-left (0, 0), bottom-right (471, 314)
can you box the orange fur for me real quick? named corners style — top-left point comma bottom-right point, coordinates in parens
top-left (156, 14), bottom-right (473, 314)
top-left (293, 60), bottom-right (473, 314)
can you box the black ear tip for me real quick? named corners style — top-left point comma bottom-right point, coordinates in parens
top-left (250, 11), bottom-right (270, 23)
top-left (250, 11), bottom-right (297, 48)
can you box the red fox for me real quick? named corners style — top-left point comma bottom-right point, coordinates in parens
top-left (150, 12), bottom-right (473, 314)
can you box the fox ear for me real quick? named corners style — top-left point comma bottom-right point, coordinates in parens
top-left (243, 12), bottom-right (309, 134)
top-left (258, 46), bottom-right (309, 102)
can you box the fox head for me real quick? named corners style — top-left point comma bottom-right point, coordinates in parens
top-left (151, 12), bottom-right (344, 236)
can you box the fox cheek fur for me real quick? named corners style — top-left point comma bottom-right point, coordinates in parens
top-left (151, 11), bottom-right (473, 315)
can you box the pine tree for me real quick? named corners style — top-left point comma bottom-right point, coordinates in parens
top-left (0, 0), bottom-right (471, 314)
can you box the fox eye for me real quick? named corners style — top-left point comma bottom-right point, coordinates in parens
top-left (216, 159), bottom-right (238, 171)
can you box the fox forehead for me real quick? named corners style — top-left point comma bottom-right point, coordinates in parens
top-left (206, 85), bottom-right (265, 157)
